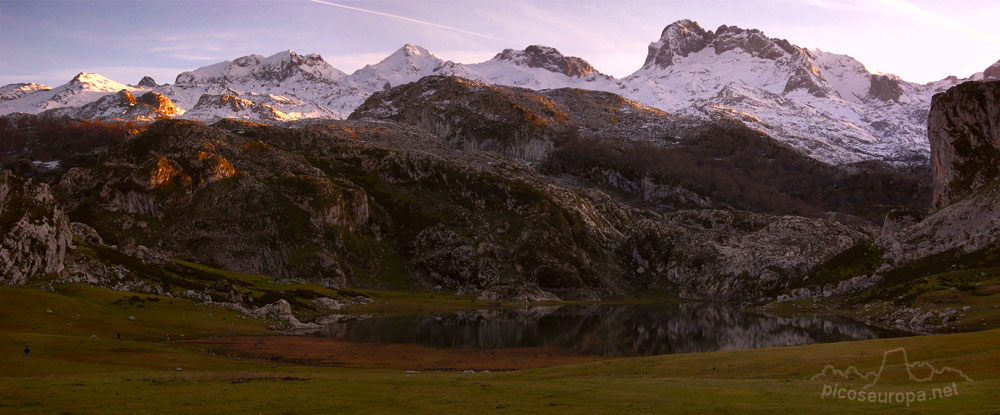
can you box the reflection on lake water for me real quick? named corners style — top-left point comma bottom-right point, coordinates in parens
top-left (317, 303), bottom-right (903, 357)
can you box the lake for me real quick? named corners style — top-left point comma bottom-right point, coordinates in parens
top-left (316, 303), bottom-right (903, 357)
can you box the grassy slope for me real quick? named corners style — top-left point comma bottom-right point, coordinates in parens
top-left (763, 243), bottom-right (1000, 333)
top-left (2, 284), bottom-right (998, 414)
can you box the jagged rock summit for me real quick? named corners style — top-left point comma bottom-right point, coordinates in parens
top-left (174, 49), bottom-right (346, 86)
top-left (492, 45), bottom-right (603, 78)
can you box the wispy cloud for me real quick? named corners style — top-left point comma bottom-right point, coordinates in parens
top-left (307, 0), bottom-right (509, 43)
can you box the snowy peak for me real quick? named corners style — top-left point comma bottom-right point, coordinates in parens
top-left (175, 50), bottom-right (346, 86)
top-left (0, 83), bottom-right (51, 102)
top-left (65, 72), bottom-right (131, 92)
top-left (356, 44), bottom-right (444, 77)
top-left (985, 60), bottom-right (1000, 80)
top-left (347, 44), bottom-right (446, 92)
top-left (396, 44), bottom-right (431, 58)
top-left (0, 72), bottom-right (137, 115)
top-left (491, 45), bottom-right (600, 78)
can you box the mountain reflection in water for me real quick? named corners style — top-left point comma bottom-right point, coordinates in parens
top-left (317, 303), bottom-right (902, 357)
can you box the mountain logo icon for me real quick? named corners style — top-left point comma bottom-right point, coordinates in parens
top-left (811, 347), bottom-right (973, 389)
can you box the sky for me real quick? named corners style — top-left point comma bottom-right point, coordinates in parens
top-left (1, 0), bottom-right (998, 87)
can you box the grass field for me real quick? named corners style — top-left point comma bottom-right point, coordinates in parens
top-left (2, 284), bottom-right (998, 414)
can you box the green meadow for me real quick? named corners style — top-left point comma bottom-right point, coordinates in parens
top-left (2, 284), bottom-right (997, 414)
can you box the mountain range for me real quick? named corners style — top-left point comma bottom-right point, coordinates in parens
top-left (2, 19), bottom-right (998, 165)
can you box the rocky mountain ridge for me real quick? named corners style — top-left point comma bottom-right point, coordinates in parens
top-left (1, 115), bottom-right (865, 304)
top-left (4, 20), bottom-right (995, 165)
top-left (2, 80), bottom-right (999, 333)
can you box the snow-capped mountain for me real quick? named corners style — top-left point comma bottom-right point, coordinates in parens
top-left (0, 83), bottom-right (52, 102)
top-left (448, 45), bottom-right (618, 89)
top-left (620, 20), bottom-right (989, 163)
top-left (351, 44), bottom-right (444, 92)
top-left (2, 19), bottom-right (995, 165)
top-left (0, 73), bottom-right (138, 115)
top-left (155, 50), bottom-right (347, 119)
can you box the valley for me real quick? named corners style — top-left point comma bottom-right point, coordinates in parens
top-left (2, 13), bottom-right (999, 414)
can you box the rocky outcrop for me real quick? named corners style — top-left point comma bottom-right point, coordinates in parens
top-left (252, 299), bottom-right (322, 330)
top-left (0, 170), bottom-right (73, 285)
top-left (868, 74), bottom-right (904, 102)
top-left (712, 25), bottom-right (796, 59)
top-left (137, 76), bottom-right (158, 88)
top-left (635, 210), bottom-right (866, 300)
top-left (641, 19), bottom-right (712, 69)
top-left (493, 45), bottom-right (602, 78)
top-left (39, 90), bottom-right (180, 121)
top-left (134, 92), bottom-right (180, 118)
top-left (184, 94), bottom-right (288, 122)
top-left (874, 208), bottom-right (922, 258)
top-left (886, 183), bottom-right (1000, 264)
top-left (927, 80), bottom-right (1000, 210)
top-left (350, 75), bottom-right (681, 162)
top-left (3, 115), bottom-right (862, 302)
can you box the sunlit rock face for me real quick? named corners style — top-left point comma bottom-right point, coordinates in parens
top-left (39, 90), bottom-right (181, 121)
top-left (928, 80), bottom-right (1000, 210)
top-left (0, 170), bottom-right (73, 285)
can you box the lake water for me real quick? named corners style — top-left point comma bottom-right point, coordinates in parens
top-left (317, 303), bottom-right (903, 357)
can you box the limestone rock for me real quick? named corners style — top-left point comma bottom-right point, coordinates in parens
top-left (927, 80), bottom-right (1000, 210)
top-left (0, 170), bottom-right (73, 285)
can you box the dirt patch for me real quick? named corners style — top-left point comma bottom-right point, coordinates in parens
top-left (184, 336), bottom-right (607, 371)
top-left (974, 285), bottom-right (1000, 296)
